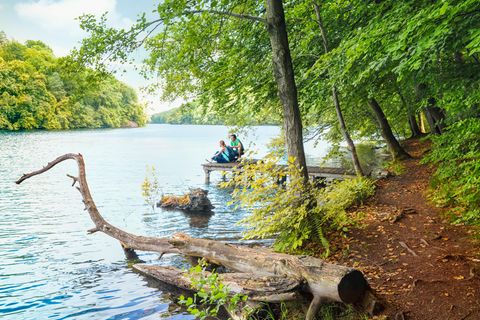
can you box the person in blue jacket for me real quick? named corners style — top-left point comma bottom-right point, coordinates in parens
top-left (210, 140), bottom-right (234, 163)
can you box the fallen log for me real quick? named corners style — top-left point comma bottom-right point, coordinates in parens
top-left (133, 264), bottom-right (301, 320)
top-left (133, 264), bottom-right (301, 302)
top-left (15, 153), bottom-right (380, 319)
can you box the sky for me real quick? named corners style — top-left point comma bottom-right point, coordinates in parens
top-left (0, 0), bottom-right (183, 114)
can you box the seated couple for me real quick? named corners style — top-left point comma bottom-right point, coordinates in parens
top-left (210, 134), bottom-right (244, 163)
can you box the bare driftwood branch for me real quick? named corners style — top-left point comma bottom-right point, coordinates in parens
top-left (16, 153), bottom-right (179, 254)
top-left (16, 154), bottom-right (378, 319)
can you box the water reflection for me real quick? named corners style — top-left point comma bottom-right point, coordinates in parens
top-left (182, 211), bottom-right (213, 229)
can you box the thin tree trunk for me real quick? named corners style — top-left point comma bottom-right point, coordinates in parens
top-left (424, 98), bottom-right (446, 135)
top-left (265, 0), bottom-right (308, 181)
top-left (367, 98), bottom-right (411, 160)
top-left (333, 88), bottom-right (365, 175)
top-left (418, 112), bottom-right (426, 133)
top-left (395, 86), bottom-right (421, 138)
top-left (313, 3), bottom-right (364, 176)
top-left (407, 113), bottom-right (421, 137)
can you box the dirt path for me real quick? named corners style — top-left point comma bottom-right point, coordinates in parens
top-left (327, 139), bottom-right (480, 320)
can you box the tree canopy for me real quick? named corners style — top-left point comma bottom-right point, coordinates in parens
top-left (73, 0), bottom-right (480, 223)
top-left (74, 0), bottom-right (478, 137)
top-left (0, 32), bottom-right (146, 130)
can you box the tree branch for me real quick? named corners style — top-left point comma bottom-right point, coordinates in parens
top-left (16, 153), bottom-right (179, 254)
top-left (136, 21), bottom-right (163, 47)
top-left (184, 9), bottom-right (266, 24)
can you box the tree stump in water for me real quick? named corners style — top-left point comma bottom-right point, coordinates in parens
top-left (15, 153), bottom-right (382, 320)
top-left (157, 188), bottom-right (214, 212)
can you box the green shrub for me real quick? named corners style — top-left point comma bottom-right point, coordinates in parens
top-left (141, 165), bottom-right (161, 209)
top-left (222, 156), bottom-right (375, 255)
top-left (178, 260), bottom-right (248, 320)
top-left (323, 142), bottom-right (384, 176)
top-left (383, 160), bottom-right (406, 176)
top-left (421, 118), bottom-right (480, 225)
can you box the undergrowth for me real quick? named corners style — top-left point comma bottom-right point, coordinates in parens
top-left (178, 260), bottom-right (249, 319)
top-left (421, 118), bottom-right (480, 225)
top-left (221, 156), bottom-right (375, 255)
top-left (383, 160), bottom-right (406, 176)
top-left (179, 260), bottom-right (368, 320)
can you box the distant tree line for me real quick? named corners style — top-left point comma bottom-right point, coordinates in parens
top-left (0, 31), bottom-right (146, 130)
top-left (150, 101), bottom-right (280, 125)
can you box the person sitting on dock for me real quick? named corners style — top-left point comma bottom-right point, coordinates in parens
top-left (229, 134), bottom-right (244, 160)
top-left (210, 140), bottom-right (234, 163)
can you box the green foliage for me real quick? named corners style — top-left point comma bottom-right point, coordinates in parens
top-left (73, 0), bottom-right (479, 151)
top-left (318, 304), bottom-right (369, 320)
top-left (178, 260), bottom-right (305, 319)
top-left (0, 35), bottom-right (146, 130)
top-left (384, 160), bottom-right (406, 176)
top-left (141, 166), bottom-right (161, 209)
top-left (150, 100), bottom-right (280, 125)
top-left (150, 102), bottom-right (223, 125)
top-left (178, 260), bottom-right (249, 320)
top-left (422, 118), bottom-right (480, 225)
top-left (222, 156), bottom-right (375, 254)
top-left (266, 134), bottom-right (286, 158)
top-left (323, 142), bottom-right (384, 175)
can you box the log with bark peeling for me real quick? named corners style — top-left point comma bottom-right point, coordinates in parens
top-left (133, 264), bottom-right (301, 302)
top-left (15, 153), bottom-right (380, 319)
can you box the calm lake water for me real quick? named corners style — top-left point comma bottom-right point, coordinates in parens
top-left (0, 124), bottom-right (329, 320)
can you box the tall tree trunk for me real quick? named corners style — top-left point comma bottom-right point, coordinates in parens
top-left (367, 98), bottom-right (411, 160)
top-left (395, 86), bottom-right (421, 138)
top-left (424, 98), bottom-right (445, 135)
top-left (414, 83), bottom-right (445, 135)
top-left (332, 88), bottom-right (364, 176)
top-left (313, 3), bottom-right (364, 176)
top-left (407, 113), bottom-right (421, 137)
top-left (418, 112), bottom-right (426, 133)
top-left (265, 0), bottom-right (308, 180)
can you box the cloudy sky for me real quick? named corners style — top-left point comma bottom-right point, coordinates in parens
top-left (0, 0), bottom-right (183, 114)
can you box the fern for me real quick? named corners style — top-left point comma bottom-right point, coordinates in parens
top-left (222, 156), bottom-right (375, 254)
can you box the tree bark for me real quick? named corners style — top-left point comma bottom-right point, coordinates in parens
top-left (313, 3), bottom-right (364, 176)
top-left (407, 113), bottom-right (421, 137)
top-left (265, 0), bottom-right (308, 180)
top-left (395, 86), bottom-right (421, 138)
top-left (16, 154), bottom-right (379, 319)
top-left (418, 112), bottom-right (426, 133)
top-left (133, 264), bottom-right (301, 302)
top-left (367, 98), bottom-right (411, 160)
top-left (424, 98), bottom-right (446, 135)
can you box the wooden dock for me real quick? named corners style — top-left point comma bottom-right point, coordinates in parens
top-left (202, 160), bottom-right (355, 184)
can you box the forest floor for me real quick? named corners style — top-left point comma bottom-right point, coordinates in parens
top-left (325, 138), bottom-right (480, 320)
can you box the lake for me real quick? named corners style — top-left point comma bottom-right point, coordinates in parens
top-left (0, 124), bottom-right (330, 320)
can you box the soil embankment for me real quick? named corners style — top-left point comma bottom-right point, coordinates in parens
top-left (326, 139), bottom-right (480, 319)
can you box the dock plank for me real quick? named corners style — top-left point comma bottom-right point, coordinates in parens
top-left (201, 160), bottom-right (355, 183)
